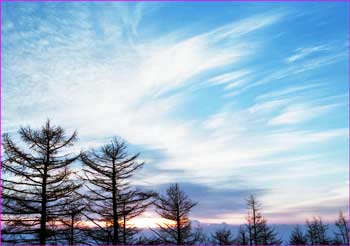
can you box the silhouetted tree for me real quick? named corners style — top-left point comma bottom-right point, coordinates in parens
top-left (334, 210), bottom-right (349, 245)
top-left (289, 225), bottom-right (307, 245)
top-left (257, 218), bottom-right (282, 245)
top-left (1, 120), bottom-right (81, 244)
top-left (81, 138), bottom-right (154, 245)
top-left (152, 183), bottom-right (200, 245)
top-left (245, 194), bottom-right (281, 245)
top-left (211, 227), bottom-right (235, 244)
top-left (235, 226), bottom-right (248, 245)
top-left (245, 194), bottom-right (263, 245)
top-left (306, 217), bottom-right (330, 245)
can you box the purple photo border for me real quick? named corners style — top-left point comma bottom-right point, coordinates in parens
top-left (0, 0), bottom-right (349, 245)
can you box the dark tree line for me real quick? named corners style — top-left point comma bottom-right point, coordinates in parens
top-left (1, 121), bottom-right (156, 245)
top-left (210, 194), bottom-right (281, 245)
top-left (1, 120), bottom-right (349, 245)
top-left (289, 212), bottom-right (350, 245)
top-left (209, 196), bottom-right (349, 246)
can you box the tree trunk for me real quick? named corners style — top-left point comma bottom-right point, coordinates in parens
top-left (40, 149), bottom-right (49, 245)
top-left (252, 203), bottom-right (257, 245)
top-left (248, 219), bottom-right (253, 245)
top-left (70, 213), bottom-right (75, 245)
top-left (112, 159), bottom-right (119, 245)
top-left (345, 226), bottom-right (349, 245)
top-left (123, 201), bottom-right (126, 245)
top-left (176, 200), bottom-right (181, 245)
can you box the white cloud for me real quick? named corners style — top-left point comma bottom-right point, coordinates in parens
top-left (286, 45), bottom-right (330, 63)
top-left (268, 103), bottom-right (339, 125)
top-left (204, 12), bottom-right (285, 43)
top-left (199, 70), bottom-right (252, 92)
top-left (255, 83), bottom-right (325, 102)
top-left (248, 99), bottom-right (288, 114)
top-left (223, 48), bottom-right (345, 99)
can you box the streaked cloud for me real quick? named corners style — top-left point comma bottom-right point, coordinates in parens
top-left (268, 103), bottom-right (340, 125)
top-left (286, 45), bottom-right (330, 63)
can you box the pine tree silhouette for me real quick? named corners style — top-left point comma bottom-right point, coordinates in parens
top-left (245, 194), bottom-right (281, 245)
top-left (334, 210), bottom-right (349, 245)
top-left (152, 183), bottom-right (201, 245)
top-left (289, 225), bottom-right (307, 245)
top-left (1, 120), bottom-right (81, 244)
top-left (81, 137), bottom-right (154, 244)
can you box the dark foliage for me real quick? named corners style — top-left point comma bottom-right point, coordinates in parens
top-left (289, 225), bottom-right (307, 245)
top-left (211, 227), bottom-right (235, 244)
top-left (1, 120), bottom-right (81, 244)
top-left (306, 217), bottom-right (331, 245)
top-left (245, 194), bottom-right (281, 245)
top-left (334, 210), bottom-right (349, 245)
top-left (152, 183), bottom-right (201, 245)
top-left (80, 137), bottom-right (155, 245)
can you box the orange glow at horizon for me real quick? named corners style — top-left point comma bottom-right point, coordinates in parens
top-left (69, 212), bottom-right (174, 229)
top-left (129, 212), bottom-right (175, 228)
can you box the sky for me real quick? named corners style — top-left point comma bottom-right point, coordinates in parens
top-left (2, 2), bottom-right (349, 226)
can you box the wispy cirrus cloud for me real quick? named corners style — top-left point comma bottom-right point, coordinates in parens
top-left (268, 103), bottom-right (340, 125)
top-left (285, 45), bottom-right (330, 63)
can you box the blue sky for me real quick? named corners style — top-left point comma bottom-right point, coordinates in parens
top-left (2, 2), bottom-right (349, 225)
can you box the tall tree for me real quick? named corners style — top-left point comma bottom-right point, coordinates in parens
top-left (306, 217), bottom-right (330, 245)
top-left (334, 210), bottom-right (349, 245)
top-left (211, 227), bottom-right (235, 245)
top-left (245, 194), bottom-right (281, 245)
top-left (81, 138), bottom-right (153, 245)
top-left (289, 225), bottom-right (307, 245)
top-left (245, 194), bottom-right (263, 245)
top-left (1, 120), bottom-right (81, 244)
top-left (152, 183), bottom-right (200, 245)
